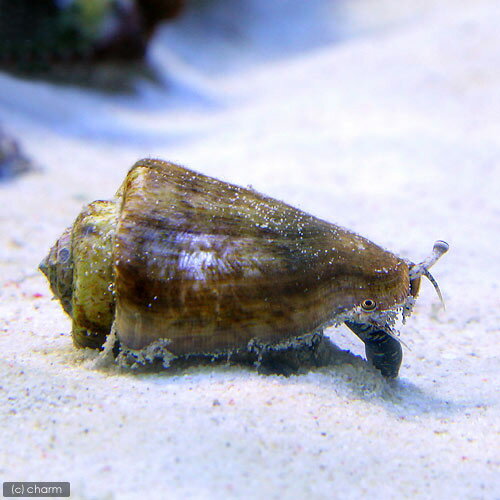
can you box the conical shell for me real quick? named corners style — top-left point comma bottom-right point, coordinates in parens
top-left (113, 159), bottom-right (410, 354)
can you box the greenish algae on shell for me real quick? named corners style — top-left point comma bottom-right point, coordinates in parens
top-left (40, 158), bottom-right (425, 377)
top-left (40, 200), bottom-right (117, 348)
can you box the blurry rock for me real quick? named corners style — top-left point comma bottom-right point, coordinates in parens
top-left (0, 0), bottom-right (184, 89)
top-left (0, 128), bottom-right (36, 180)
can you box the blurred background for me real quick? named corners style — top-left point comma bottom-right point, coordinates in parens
top-left (1, 0), bottom-right (480, 177)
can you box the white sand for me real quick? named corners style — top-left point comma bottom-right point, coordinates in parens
top-left (0, 1), bottom-right (499, 498)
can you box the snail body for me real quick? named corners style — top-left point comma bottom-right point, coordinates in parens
top-left (40, 159), bottom-right (448, 377)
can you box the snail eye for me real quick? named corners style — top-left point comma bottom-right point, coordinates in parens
top-left (361, 299), bottom-right (377, 311)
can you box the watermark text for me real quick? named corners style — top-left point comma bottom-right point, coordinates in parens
top-left (3, 482), bottom-right (70, 497)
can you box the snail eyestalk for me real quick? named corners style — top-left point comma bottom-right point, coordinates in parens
top-left (409, 240), bottom-right (449, 308)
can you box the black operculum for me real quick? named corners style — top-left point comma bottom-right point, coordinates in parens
top-left (344, 321), bottom-right (402, 378)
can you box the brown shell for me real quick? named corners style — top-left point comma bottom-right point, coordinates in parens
top-left (112, 159), bottom-right (410, 354)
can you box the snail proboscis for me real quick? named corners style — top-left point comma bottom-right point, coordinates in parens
top-left (40, 159), bottom-right (448, 378)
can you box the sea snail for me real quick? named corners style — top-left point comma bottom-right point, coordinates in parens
top-left (40, 159), bottom-right (448, 378)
